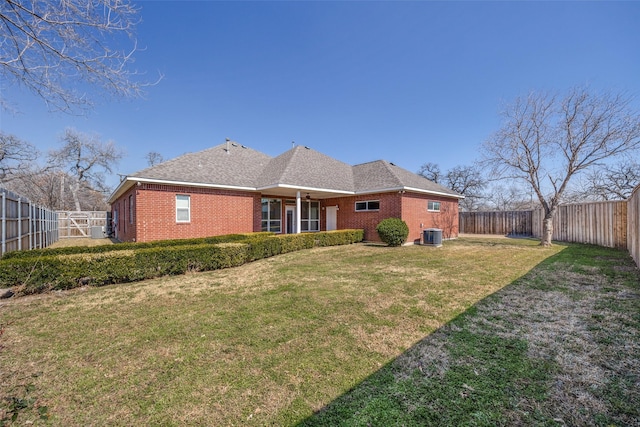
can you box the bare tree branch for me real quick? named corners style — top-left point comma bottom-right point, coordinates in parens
top-left (145, 151), bottom-right (163, 167)
top-left (418, 162), bottom-right (487, 211)
top-left (417, 162), bottom-right (441, 183)
top-left (48, 127), bottom-right (123, 210)
top-left (571, 159), bottom-right (640, 201)
top-left (0, 0), bottom-right (158, 112)
top-left (0, 131), bottom-right (38, 182)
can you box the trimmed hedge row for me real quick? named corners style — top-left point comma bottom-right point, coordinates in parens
top-left (0, 230), bottom-right (364, 295)
top-left (0, 232), bottom-right (275, 260)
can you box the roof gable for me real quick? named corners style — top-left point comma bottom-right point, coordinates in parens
top-left (353, 160), bottom-right (462, 197)
top-left (256, 146), bottom-right (354, 192)
top-left (109, 142), bottom-right (462, 203)
top-left (131, 142), bottom-right (272, 188)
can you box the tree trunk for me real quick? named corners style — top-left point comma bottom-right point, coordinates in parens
top-left (60, 173), bottom-right (66, 210)
top-left (541, 211), bottom-right (554, 246)
top-left (71, 179), bottom-right (81, 211)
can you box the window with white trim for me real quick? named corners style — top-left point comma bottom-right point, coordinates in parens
top-left (428, 201), bottom-right (441, 212)
top-left (129, 195), bottom-right (134, 224)
top-left (355, 200), bottom-right (380, 211)
top-left (176, 194), bottom-right (190, 222)
top-left (261, 198), bottom-right (282, 232)
top-left (301, 200), bottom-right (320, 231)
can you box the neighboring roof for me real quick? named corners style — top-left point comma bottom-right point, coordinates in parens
top-left (108, 142), bottom-right (462, 203)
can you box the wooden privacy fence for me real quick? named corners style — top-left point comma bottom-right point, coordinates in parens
top-left (532, 201), bottom-right (627, 249)
top-left (460, 201), bottom-right (628, 248)
top-left (1, 188), bottom-right (58, 258)
top-left (458, 210), bottom-right (533, 236)
top-left (460, 192), bottom-right (640, 267)
top-left (57, 211), bottom-right (109, 239)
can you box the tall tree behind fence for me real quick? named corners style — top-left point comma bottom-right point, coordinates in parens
top-left (1, 188), bottom-right (58, 257)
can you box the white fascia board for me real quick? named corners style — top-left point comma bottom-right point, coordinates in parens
top-left (403, 186), bottom-right (465, 199)
top-left (257, 183), bottom-right (354, 195)
top-left (132, 177), bottom-right (257, 192)
top-left (107, 178), bottom-right (134, 204)
top-left (354, 186), bottom-right (464, 199)
top-left (107, 176), bottom-right (258, 204)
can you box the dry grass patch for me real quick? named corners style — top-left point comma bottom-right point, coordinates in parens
top-left (47, 238), bottom-right (116, 249)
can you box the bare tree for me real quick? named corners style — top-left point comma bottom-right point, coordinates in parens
top-left (1, 166), bottom-right (58, 209)
top-left (483, 88), bottom-right (640, 246)
top-left (0, 0), bottom-right (153, 112)
top-left (145, 151), bottom-right (164, 167)
top-left (417, 162), bottom-right (441, 183)
top-left (445, 165), bottom-right (486, 211)
top-left (3, 168), bottom-right (102, 210)
top-left (418, 163), bottom-right (486, 211)
top-left (572, 159), bottom-right (640, 201)
top-left (481, 183), bottom-right (536, 211)
top-left (0, 132), bottom-right (38, 182)
top-left (48, 128), bottom-right (123, 211)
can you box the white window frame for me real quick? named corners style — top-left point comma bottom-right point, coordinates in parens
top-left (176, 194), bottom-right (191, 223)
top-left (261, 198), bottom-right (282, 232)
top-left (355, 200), bottom-right (380, 212)
top-left (300, 200), bottom-right (320, 232)
top-left (129, 194), bottom-right (134, 224)
top-left (428, 201), bottom-right (441, 212)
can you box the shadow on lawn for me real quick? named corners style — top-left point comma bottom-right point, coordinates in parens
top-left (297, 243), bottom-right (640, 427)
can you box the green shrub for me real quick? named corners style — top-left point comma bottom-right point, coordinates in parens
top-left (0, 232), bottom-right (274, 260)
top-left (376, 218), bottom-right (409, 247)
top-left (315, 229), bottom-right (364, 246)
top-left (0, 229), bottom-right (364, 295)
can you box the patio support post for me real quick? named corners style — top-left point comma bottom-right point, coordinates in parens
top-left (296, 191), bottom-right (301, 234)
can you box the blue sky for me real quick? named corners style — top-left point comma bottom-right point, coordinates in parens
top-left (1, 1), bottom-right (639, 190)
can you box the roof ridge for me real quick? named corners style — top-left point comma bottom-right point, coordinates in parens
top-left (381, 160), bottom-right (406, 187)
top-left (282, 145), bottom-right (304, 177)
top-left (353, 159), bottom-right (385, 167)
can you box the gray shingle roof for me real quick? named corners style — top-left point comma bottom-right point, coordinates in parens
top-left (131, 142), bottom-right (271, 188)
top-left (256, 146), bottom-right (354, 192)
top-left (353, 160), bottom-right (461, 197)
top-left (110, 142), bottom-right (461, 202)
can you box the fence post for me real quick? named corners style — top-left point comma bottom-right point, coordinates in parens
top-left (45, 208), bottom-right (50, 247)
top-left (29, 202), bottom-right (33, 250)
top-left (17, 197), bottom-right (22, 251)
top-left (1, 191), bottom-right (5, 256)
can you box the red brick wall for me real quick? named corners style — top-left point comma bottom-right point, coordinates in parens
top-left (324, 192), bottom-right (403, 241)
top-left (110, 184), bottom-right (460, 244)
top-left (112, 183), bottom-right (260, 242)
top-left (112, 186), bottom-right (138, 242)
top-left (322, 192), bottom-right (459, 243)
top-left (401, 193), bottom-right (460, 244)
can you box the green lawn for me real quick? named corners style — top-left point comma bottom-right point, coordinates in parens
top-left (1, 238), bottom-right (638, 426)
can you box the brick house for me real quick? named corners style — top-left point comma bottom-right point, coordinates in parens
top-left (107, 142), bottom-right (463, 244)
